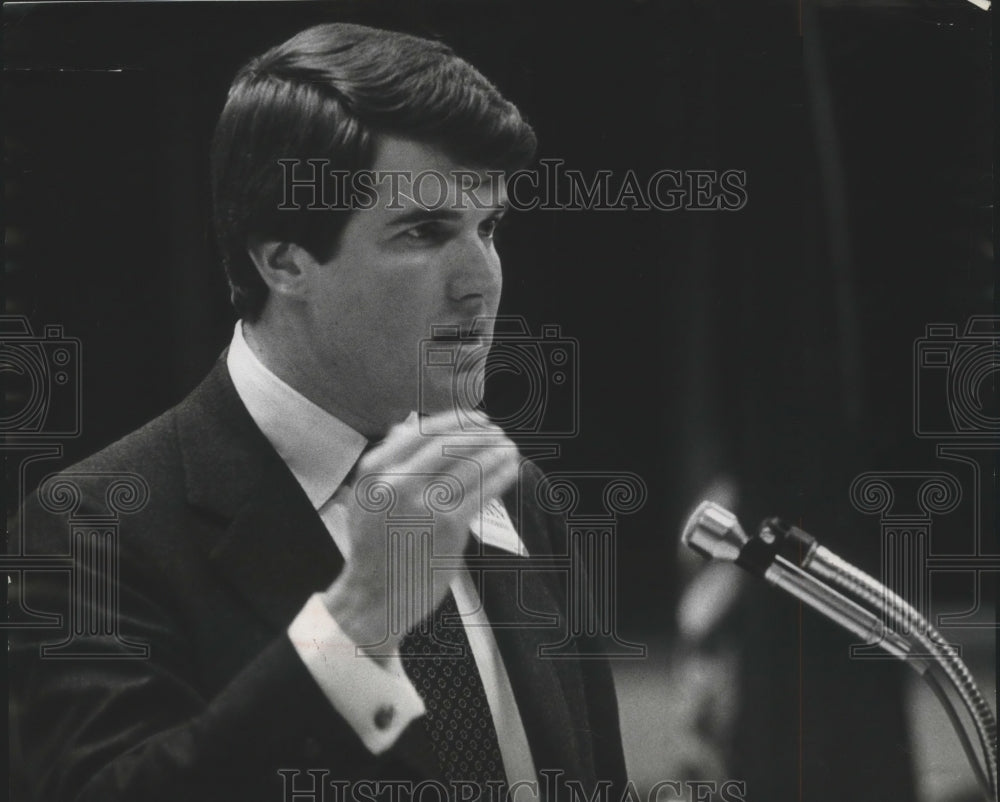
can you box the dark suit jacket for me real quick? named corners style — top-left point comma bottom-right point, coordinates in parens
top-left (10, 356), bottom-right (627, 802)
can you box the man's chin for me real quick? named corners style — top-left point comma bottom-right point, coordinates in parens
top-left (419, 369), bottom-right (485, 414)
top-left (417, 386), bottom-right (486, 424)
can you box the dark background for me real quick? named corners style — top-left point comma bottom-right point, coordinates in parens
top-left (4, 1), bottom-right (995, 800)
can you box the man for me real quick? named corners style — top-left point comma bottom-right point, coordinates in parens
top-left (10, 23), bottom-right (627, 802)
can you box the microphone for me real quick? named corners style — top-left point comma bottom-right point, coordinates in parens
top-left (681, 500), bottom-right (998, 801)
top-left (682, 501), bottom-right (919, 667)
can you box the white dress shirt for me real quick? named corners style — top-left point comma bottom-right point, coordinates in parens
top-left (226, 322), bottom-right (536, 786)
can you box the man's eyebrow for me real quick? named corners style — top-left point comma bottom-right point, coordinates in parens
top-left (386, 202), bottom-right (509, 227)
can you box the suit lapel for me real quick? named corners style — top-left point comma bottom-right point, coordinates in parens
top-left (209, 461), bottom-right (344, 630)
top-left (175, 356), bottom-right (343, 629)
top-left (477, 539), bottom-right (595, 787)
top-left (174, 357), bottom-right (440, 780)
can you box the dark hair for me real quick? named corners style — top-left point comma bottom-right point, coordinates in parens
top-left (211, 23), bottom-right (537, 321)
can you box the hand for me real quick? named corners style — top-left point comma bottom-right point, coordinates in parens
top-left (320, 411), bottom-right (519, 657)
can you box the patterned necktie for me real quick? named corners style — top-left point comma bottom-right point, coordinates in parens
top-left (400, 589), bottom-right (508, 799)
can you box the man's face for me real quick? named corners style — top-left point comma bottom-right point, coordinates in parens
top-left (296, 135), bottom-right (508, 433)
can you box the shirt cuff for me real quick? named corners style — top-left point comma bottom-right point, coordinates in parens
top-left (287, 593), bottom-right (426, 754)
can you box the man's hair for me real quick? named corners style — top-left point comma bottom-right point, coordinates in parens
top-left (211, 23), bottom-right (538, 321)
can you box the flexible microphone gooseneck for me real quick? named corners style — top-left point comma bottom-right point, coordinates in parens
top-left (682, 500), bottom-right (998, 802)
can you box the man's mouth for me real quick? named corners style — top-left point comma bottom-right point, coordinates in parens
top-left (429, 324), bottom-right (486, 345)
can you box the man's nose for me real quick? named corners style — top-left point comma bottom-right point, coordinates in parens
top-left (447, 235), bottom-right (502, 305)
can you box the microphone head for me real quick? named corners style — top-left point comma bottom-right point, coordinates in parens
top-left (682, 501), bottom-right (749, 563)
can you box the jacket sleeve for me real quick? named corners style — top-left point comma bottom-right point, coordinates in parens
top-left (8, 483), bottom-right (420, 802)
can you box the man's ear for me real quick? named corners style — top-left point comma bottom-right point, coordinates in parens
top-left (246, 237), bottom-right (315, 299)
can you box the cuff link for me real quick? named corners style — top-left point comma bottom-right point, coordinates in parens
top-left (374, 704), bottom-right (395, 730)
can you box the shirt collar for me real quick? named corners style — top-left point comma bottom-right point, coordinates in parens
top-left (225, 321), bottom-right (526, 556)
top-left (226, 321), bottom-right (367, 509)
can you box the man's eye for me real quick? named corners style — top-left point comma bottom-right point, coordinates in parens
top-left (403, 222), bottom-right (447, 242)
top-left (479, 217), bottom-right (505, 240)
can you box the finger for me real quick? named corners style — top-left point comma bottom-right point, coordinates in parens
top-left (364, 445), bottom-right (517, 533)
top-left (410, 409), bottom-right (503, 438)
top-left (372, 412), bottom-right (513, 473)
top-left (392, 438), bottom-right (519, 489)
top-left (452, 459), bottom-right (519, 531)
top-left (358, 422), bottom-right (433, 472)
top-left (434, 447), bottom-right (521, 518)
top-left (475, 450), bottom-right (520, 503)
top-left (361, 412), bottom-right (505, 472)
